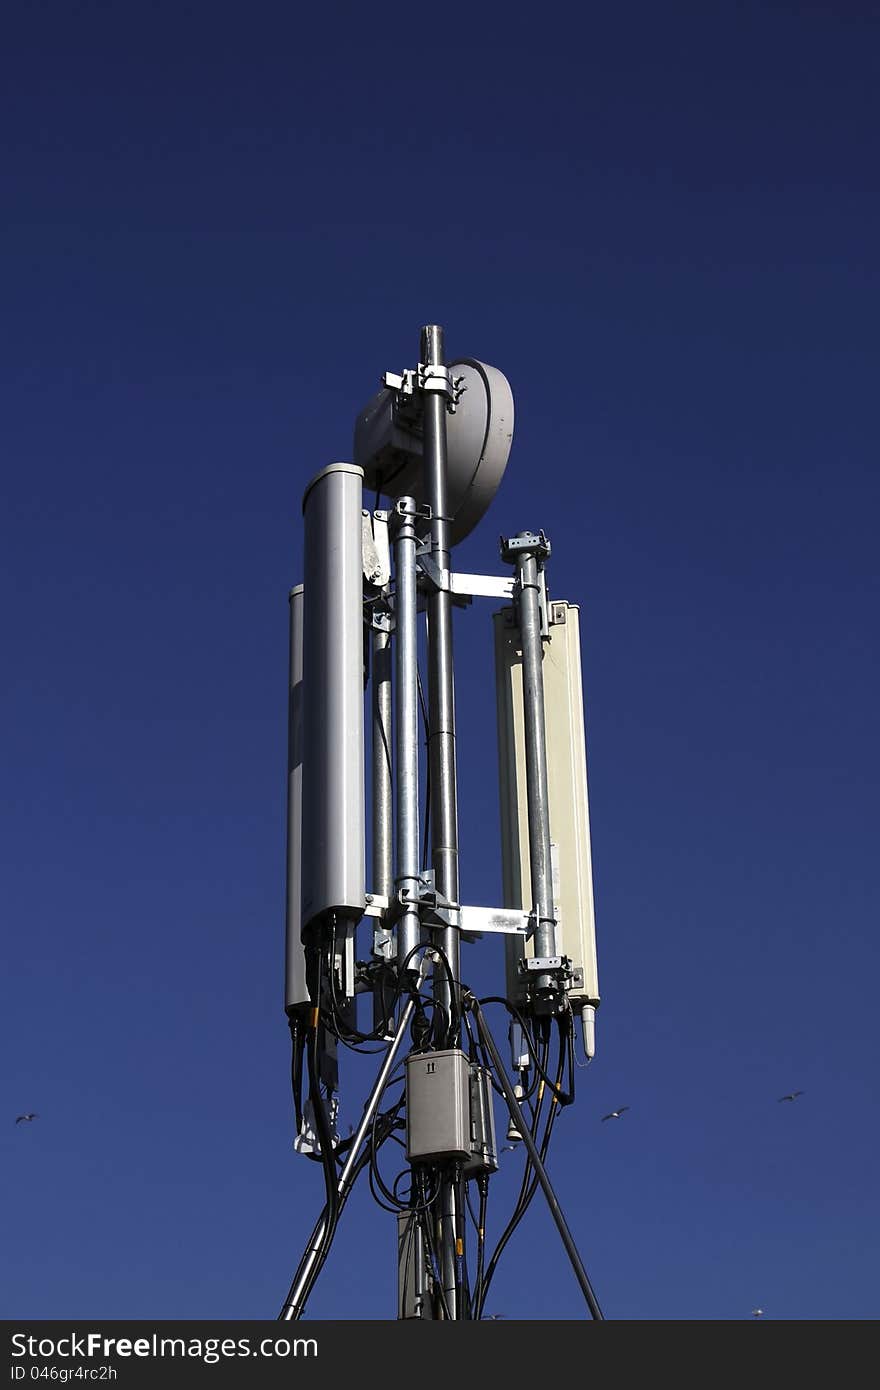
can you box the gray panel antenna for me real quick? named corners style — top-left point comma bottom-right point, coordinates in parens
top-left (300, 463), bottom-right (366, 930)
top-left (494, 601), bottom-right (600, 1048)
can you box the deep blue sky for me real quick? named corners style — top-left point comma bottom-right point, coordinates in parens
top-left (2, 1), bottom-right (878, 1321)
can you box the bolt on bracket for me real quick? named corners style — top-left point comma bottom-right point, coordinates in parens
top-left (500, 530), bottom-right (552, 563)
top-left (382, 365), bottom-right (467, 414)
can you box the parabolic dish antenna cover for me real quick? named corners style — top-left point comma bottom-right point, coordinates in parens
top-left (353, 358), bottom-right (514, 546)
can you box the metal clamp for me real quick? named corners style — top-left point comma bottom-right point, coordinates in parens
top-left (367, 606), bottom-right (394, 633)
top-left (517, 954), bottom-right (572, 1014)
top-left (399, 880), bottom-right (461, 932)
top-left (500, 530), bottom-right (552, 563)
top-left (416, 553), bottom-right (449, 592)
top-left (416, 364), bottom-right (463, 406)
top-left (382, 365), bottom-right (467, 414)
top-left (389, 498), bottom-right (432, 542)
top-left (393, 497), bottom-right (432, 521)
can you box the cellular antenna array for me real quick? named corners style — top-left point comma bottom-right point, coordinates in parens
top-left (280, 325), bottom-right (603, 1321)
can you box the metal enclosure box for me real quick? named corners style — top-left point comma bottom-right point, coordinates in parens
top-left (300, 463), bottom-right (366, 930)
top-left (397, 1211), bottom-right (429, 1319)
top-left (463, 1065), bottom-right (498, 1174)
top-left (494, 602), bottom-right (600, 1013)
top-left (284, 585), bottom-right (310, 1012)
top-left (405, 1049), bottom-right (472, 1164)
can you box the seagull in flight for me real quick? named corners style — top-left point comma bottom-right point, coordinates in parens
top-left (752, 1308), bottom-right (764, 1318)
top-left (777, 1091), bottom-right (804, 1103)
top-left (15, 1113), bottom-right (38, 1124)
top-left (601, 1106), bottom-right (629, 1122)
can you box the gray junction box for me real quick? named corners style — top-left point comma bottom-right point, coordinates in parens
top-left (405, 1050), bottom-right (498, 1171)
top-left (405, 1050), bottom-right (472, 1164)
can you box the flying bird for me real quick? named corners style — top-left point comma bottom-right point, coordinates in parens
top-left (752, 1308), bottom-right (764, 1319)
top-left (601, 1106), bottom-right (629, 1122)
top-left (501, 1144), bottom-right (518, 1153)
top-left (777, 1091), bottom-right (804, 1103)
top-left (15, 1113), bottom-right (38, 1124)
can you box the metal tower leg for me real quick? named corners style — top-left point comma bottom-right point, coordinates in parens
top-left (472, 1001), bottom-right (604, 1320)
top-left (279, 998), bottom-right (416, 1320)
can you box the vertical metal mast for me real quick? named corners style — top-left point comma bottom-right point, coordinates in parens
top-left (421, 325), bottom-right (460, 1022)
top-left (394, 497), bottom-right (421, 971)
top-left (371, 619), bottom-right (394, 1032)
top-left (421, 324), bottom-right (462, 1317)
top-left (511, 534), bottom-right (557, 1008)
top-left (371, 626), bottom-right (393, 908)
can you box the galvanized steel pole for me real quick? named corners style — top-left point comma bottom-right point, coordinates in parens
top-left (371, 621), bottom-right (394, 1032)
top-left (394, 498), bottom-right (421, 970)
top-left (421, 325), bottom-right (460, 1023)
top-left (420, 324), bottom-right (462, 1318)
top-left (514, 539), bottom-right (557, 1005)
top-left (371, 627), bottom-right (393, 905)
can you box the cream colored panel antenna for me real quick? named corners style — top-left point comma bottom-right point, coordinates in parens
top-left (494, 603), bottom-right (600, 1017)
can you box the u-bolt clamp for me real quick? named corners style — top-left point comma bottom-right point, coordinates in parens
top-left (382, 365), bottom-right (467, 414)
